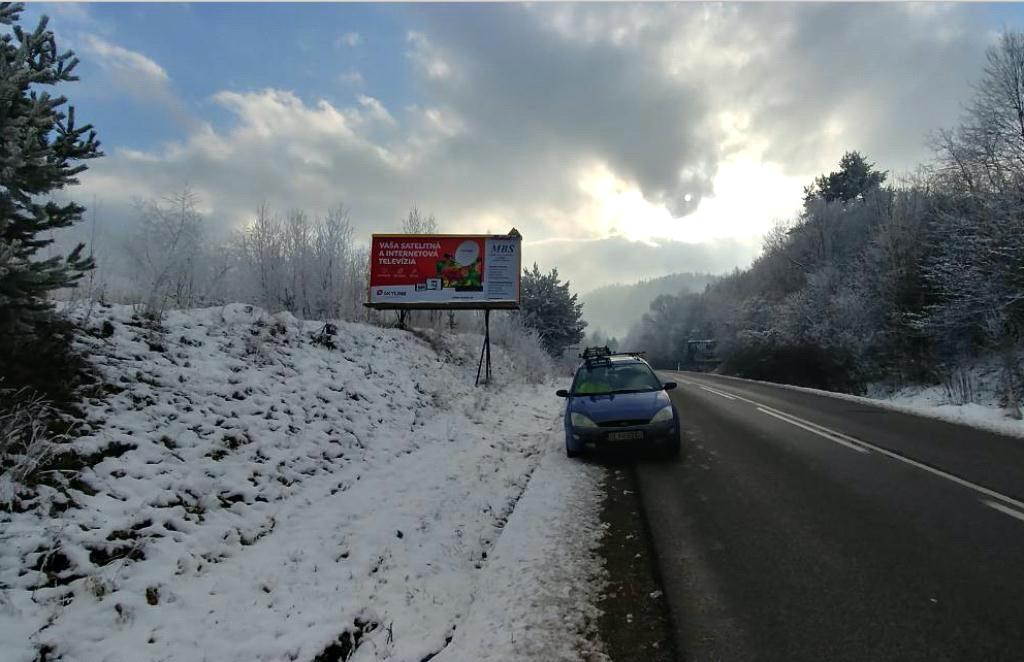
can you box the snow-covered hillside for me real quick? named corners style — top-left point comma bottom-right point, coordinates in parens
top-left (1, 304), bottom-right (606, 662)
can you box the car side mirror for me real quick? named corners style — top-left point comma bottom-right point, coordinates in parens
top-left (663, 382), bottom-right (677, 391)
top-left (556, 389), bottom-right (570, 398)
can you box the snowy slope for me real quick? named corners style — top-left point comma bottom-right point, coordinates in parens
top-left (0, 304), bottom-right (606, 662)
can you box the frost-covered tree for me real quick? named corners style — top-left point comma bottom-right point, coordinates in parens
top-left (400, 208), bottom-right (439, 327)
top-left (231, 202), bottom-right (367, 320)
top-left (401, 207), bottom-right (438, 234)
top-left (935, 30), bottom-right (1024, 195)
top-left (124, 187), bottom-right (204, 314)
top-left (241, 203), bottom-right (286, 311)
top-left (489, 311), bottom-right (554, 383)
top-left (0, 2), bottom-right (101, 337)
top-left (310, 205), bottom-right (354, 319)
top-left (519, 263), bottom-right (586, 357)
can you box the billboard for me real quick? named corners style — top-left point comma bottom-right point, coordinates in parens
top-left (367, 232), bottom-right (522, 309)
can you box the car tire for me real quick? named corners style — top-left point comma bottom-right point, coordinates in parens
top-left (566, 446), bottom-right (581, 458)
top-left (665, 439), bottom-right (681, 460)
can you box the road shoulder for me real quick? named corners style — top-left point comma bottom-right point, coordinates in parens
top-left (597, 463), bottom-right (677, 662)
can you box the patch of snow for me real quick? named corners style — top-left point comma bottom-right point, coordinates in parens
top-left (437, 433), bottom-right (607, 661)
top-left (0, 303), bottom-right (607, 662)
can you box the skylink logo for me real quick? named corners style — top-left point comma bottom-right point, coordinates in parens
top-left (376, 289), bottom-right (406, 296)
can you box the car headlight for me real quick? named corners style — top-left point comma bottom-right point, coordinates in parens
top-left (650, 406), bottom-right (674, 424)
top-left (570, 412), bottom-right (598, 429)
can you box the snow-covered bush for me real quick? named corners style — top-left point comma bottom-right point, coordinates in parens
top-left (490, 311), bottom-right (554, 384)
top-left (0, 388), bottom-right (67, 505)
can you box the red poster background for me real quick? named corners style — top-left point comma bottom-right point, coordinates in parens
top-left (370, 235), bottom-right (485, 287)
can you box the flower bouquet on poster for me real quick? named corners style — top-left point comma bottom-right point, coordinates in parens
top-left (437, 240), bottom-right (483, 290)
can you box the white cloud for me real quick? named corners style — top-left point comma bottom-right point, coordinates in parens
top-left (81, 34), bottom-right (198, 131)
top-left (79, 89), bottom-right (425, 235)
top-left (70, 4), bottom-right (998, 290)
top-left (338, 69), bottom-right (364, 86)
top-left (83, 34), bottom-right (168, 84)
top-left (357, 95), bottom-right (396, 125)
top-left (336, 31), bottom-right (361, 48)
top-left (406, 31), bottom-right (452, 80)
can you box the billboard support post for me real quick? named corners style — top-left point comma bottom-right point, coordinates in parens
top-left (474, 309), bottom-right (492, 387)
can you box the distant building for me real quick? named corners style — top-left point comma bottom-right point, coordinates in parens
top-left (686, 339), bottom-right (719, 366)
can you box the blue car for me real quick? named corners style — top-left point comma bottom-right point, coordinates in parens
top-left (556, 348), bottom-right (681, 458)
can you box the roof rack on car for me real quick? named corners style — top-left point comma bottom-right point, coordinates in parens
top-left (580, 346), bottom-right (612, 359)
top-left (579, 346), bottom-right (647, 362)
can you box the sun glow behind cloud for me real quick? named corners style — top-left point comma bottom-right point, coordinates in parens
top-left (575, 154), bottom-right (806, 245)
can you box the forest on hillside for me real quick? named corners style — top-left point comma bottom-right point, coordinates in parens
top-left (580, 272), bottom-right (716, 340)
top-left (625, 31), bottom-right (1024, 415)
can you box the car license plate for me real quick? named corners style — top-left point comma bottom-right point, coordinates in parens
top-left (607, 430), bottom-right (643, 441)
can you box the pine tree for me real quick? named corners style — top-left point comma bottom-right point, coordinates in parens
top-left (0, 2), bottom-right (102, 337)
top-left (519, 263), bottom-right (586, 357)
top-left (804, 151), bottom-right (886, 204)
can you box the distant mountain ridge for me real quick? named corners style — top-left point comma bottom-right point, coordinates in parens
top-left (580, 272), bottom-right (718, 339)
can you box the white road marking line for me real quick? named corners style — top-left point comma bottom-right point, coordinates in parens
top-left (677, 378), bottom-right (695, 385)
top-left (756, 407), bottom-right (870, 454)
top-left (690, 381), bottom-right (761, 407)
top-left (983, 499), bottom-right (1024, 523)
top-left (861, 442), bottom-right (1024, 512)
top-left (688, 378), bottom-right (1024, 518)
top-left (700, 385), bottom-right (736, 400)
top-left (757, 403), bottom-right (870, 446)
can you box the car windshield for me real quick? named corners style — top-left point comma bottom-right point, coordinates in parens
top-left (571, 362), bottom-right (662, 395)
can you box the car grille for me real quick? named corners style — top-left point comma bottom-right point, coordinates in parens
top-left (597, 419), bottom-right (648, 428)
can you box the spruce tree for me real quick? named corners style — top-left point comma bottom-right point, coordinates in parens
top-left (803, 151), bottom-right (886, 204)
top-left (0, 2), bottom-right (102, 338)
top-left (519, 263), bottom-right (587, 357)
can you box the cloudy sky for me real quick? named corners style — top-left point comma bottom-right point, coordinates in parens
top-left (23, 2), bottom-right (1024, 290)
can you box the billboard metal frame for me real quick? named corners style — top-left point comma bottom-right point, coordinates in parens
top-left (364, 230), bottom-right (522, 312)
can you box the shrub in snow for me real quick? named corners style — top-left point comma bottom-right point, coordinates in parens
top-left (0, 388), bottom-right (68, 505)
top-left (489, 311), bottom-right (554, 384)
top-left (221, 302), bottom-right (271, 327)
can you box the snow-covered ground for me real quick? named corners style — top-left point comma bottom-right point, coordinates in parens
top-left (862, 370), bottom-right (1024, 439)
top-left (0, 303), bottom-right (607, 662)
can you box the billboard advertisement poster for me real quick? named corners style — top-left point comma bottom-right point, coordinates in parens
top-left (368, 233), bottom-right (522, 308)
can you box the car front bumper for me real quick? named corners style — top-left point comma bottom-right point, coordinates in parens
top-left (570, 419), bottom-right (678, 450)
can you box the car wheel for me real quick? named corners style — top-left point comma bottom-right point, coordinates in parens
top-left (665, 438), bottom-right (681, 460)
top-left (566, 446), bottom-right (581, 458)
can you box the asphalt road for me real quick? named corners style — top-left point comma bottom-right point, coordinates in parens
top-left (636, 371), bottom-right (1024, 662)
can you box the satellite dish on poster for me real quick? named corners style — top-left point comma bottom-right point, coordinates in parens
top-left (455, 241), bottom-right (479, 266)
